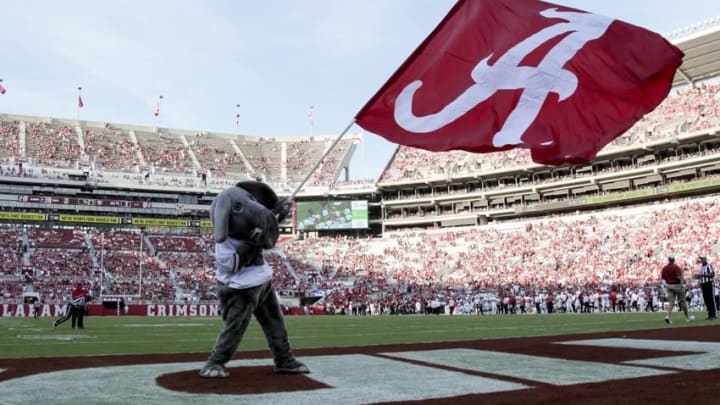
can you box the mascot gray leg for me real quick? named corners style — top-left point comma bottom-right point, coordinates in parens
top-left (205, 283), bottom-right (257, 366)
top-left (252, 282), bottom-right (305, 372)
top-left (202, 281), bottom-right (308, 376)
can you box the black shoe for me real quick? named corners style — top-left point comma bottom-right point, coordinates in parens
top-left (274, 359), bottom-right (310, 374)
top-left (707, 316), bottom-right (717, 320)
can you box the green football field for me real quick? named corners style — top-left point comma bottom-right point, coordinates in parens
top-left (0, 312), bottom-right (708, 359)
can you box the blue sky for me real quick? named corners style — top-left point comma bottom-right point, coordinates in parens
top-left (2, 0), bottom-right (720, 181)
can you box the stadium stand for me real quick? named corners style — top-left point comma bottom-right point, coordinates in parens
top-left (2, 23), bottom-right (720, 313)
top-left (82, 125), bottom-right (137, 172)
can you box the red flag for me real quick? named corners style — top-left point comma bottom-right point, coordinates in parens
top-left (355, 0), bottom-right (683, 165)
top-left (78, 95), bottom-right (84, 108)
top-left (0, 84), bottom-right (6, 95)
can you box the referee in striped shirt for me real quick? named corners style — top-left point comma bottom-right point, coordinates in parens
top-left (695, 254), bottom-right (717, 320)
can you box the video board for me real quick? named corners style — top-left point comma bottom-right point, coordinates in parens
top-left (295, 200), bottom-right (368, 230)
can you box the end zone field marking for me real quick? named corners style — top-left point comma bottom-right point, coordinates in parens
top-left (561, 338), bottom-right (720, 371)
top-left (382, 348), bottom-right (671, 385)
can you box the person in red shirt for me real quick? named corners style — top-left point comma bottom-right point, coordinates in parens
top-left (53, 283), bottom-right (92, 329)
top-left (660, 255), bottom-right (693, 324)
top-left (70, 282), bottom-right (88, 329)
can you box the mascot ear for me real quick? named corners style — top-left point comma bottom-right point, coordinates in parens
top-left (235, 181), bottom-right (278, 210)
top-left (211, 192), bottom-right (232, 243)
top-left (274, 197), bottom-right (292, 222)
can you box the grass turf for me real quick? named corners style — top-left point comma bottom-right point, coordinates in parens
top-left (0, 311), bottom-right (708, 359)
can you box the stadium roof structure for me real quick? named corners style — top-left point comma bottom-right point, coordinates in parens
top-left (667, 16), bottom-right (720, 87)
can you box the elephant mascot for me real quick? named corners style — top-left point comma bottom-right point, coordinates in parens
top-left (199, 181), bottom-right (309, 378)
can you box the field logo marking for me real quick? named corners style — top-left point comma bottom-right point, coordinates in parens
top-left (0, 356), bottom-right (525, 405)
top-left (383, 348), bottom-right (671, 385)
top-left (0, 338), bottom-right (718, 404)
top-left (562, 338), bottom-right (720, 371)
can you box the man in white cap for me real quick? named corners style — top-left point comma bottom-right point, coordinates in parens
top-left (695, 254), bottom-right (717, 320)
top-left (660, 254), bottom-right (693, 324)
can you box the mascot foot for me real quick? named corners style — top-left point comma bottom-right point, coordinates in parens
top-left (199, 363), bottom-right (230, 378)
top-left (274, 359), bottom-right (310, 374)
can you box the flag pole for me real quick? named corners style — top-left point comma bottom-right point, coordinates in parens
top-left (155, 95), bottom-right (163, 129)
top-left (290, 119), bottom-right (355, 199)
top-left (77, 86), bottom-right (82, 122)
top-left (235, 103), bottom-right (240, 136)
top-left (307, 105), bottom-right (314, 136)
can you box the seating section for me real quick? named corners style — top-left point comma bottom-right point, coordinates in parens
top-left (28, 228), bottom-right (86, 249)
top-left (1, 82), bottom-right (720, 309)
top-left (82, 127), bottom-right (137, 171)
top-left (25, 122), bottom-right (81, 168)
top-left (0, 227), bottom-right (23, 276)
top-left (134, 131), bottom-right (194, 175)
top-left (235, 138), bottom-right (283, 181)
top-left (0, 118), bottom-right (20, 161)
top-left (12, 228), bottom-right (92, 300)
top-left (2, 82), bottom-right (718, 191)
top-left (302, 138), bottom-right (355, 188)
top-left (89, 230), bottom-right (143, 251)
top-left (188, 132), bottom-right (247, 174)
top-left (1, 194), bottom-right (718, 308)
top-left (0, 116), bottom-right (357, 192)
top-left (148, 235), bottom-right (205, 252)
top-left (299, 197), bottom-right (720, 312)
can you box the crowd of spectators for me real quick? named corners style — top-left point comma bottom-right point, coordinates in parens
top-left (1, 80), bottom-right (720, 309)
top-left (134, 131), bottom-right (195, 175)
top-left (1, 193), bottom-right (718, 312)
top-left (82, 127), bottom-right (138, 172)
top-left (285, 139), bottom-right (325, 183)
top-left (0, 226), bottom-right (23, 276)
top-left (25, 122), bottom-right (81, 169)
top-left (1, 82), bottom-right (718, 194)
top-left (190, 142), bottom-right (246, 174)
top-left (0, 116), bottom-right (355, 193)
top-left (275, 195), bottom-right (720, 314)
top-left (235, 138), bottom-right (282, 181)
top-left (0, 118), bottom-right (20, 160)
top-left (28, 228), bottom-right (86, 248)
